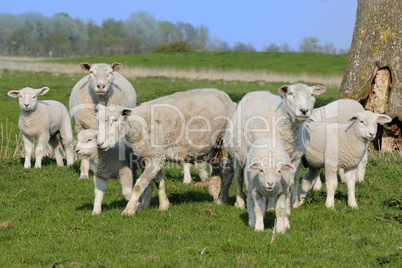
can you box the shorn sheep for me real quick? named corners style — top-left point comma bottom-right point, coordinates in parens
top-left (308, 99), bottom-right (366, 191)
top-left (298, 111), bottom-right (392, 209)
top-left (224, 83), bottom-right (326, 211)
top-left (245, 137), bottom-right (295, 233)
top-left (75, 129), bottom-right (155, 215)
top-left (7, 87), bottom-right (74, 169)
top-left (96, 88), bottom-right (237, 215)
top-left (69, 62), bottom-right (137, 179)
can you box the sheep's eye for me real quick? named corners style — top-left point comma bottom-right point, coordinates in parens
top-left (87, 139), bottom-right (92, 142)
top-left (32, 96), bottom-right (36, 99)
top-left (260, 169), bottom-right (264, 173)
top-left (360, 120), bottom-right (364, 124)
top-left (288, 92), bottom-right (293, 96)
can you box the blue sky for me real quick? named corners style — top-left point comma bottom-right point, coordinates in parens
top-left (2, 0), bottom-right (358, 51)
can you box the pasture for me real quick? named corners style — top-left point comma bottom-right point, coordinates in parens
top-left (0, 53), bottom-right (401, 267)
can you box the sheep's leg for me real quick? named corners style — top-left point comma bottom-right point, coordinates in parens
top-left (154, 171), bottom-right (170, 211)
top-left (339, 169), bottom-right (346, 183)
top-left (119, 167), bottom-right (134, 201)
top-left (289, 159), bottom-right (301, 210)
top-left (208, 162), bottom-right (222, 204)
top-left (48, 135), bottom-right (64, 166)
top-left (298, 167), bottom-right (321, 206)
top-left (92, 175), bottom-right (107, 215)
top-left (356, 151), bottom-right (368, 182)
top-left (345, 167), bottom-right (358, 208)
top-left (246, 186), bottom-right (256, 228)
top-left (324, 166), bottom-right (338, 209)
top-left (275, 191), bottom-right (289, 234)
top-left (79, 156), bottom-right (90, 179)
top-left (34, 133), bottom-right (49, 168)
top-left (218, 156), bottom-right (234, 205)
top-left (183, 163), bottom-right (192, 184)
top-left (253, 191), bottom-right (266, 231)
top-left (138, 181), bottom-right (154, 211)
top-left (59, 122), bottom-right (74, 166)
top-left (196, 162), bottom-right (210, 182)
top-left (22, 134), bottom-right (34, 169)
top-left (122, 158), bottom-right (163, 216)
top-left (312, 173), bottom-right (323, 191)
top-left (234, 160), bottom-right (246, 209)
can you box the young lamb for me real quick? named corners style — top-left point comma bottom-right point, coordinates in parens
top-left (96, 88), bottom-right (237, 216)
top-left (75, 129), bottom-right (157, 215)
top-left (224, 83), bottom-right (326, 212)
top-left (308, 99), bottom-right (366, 190)
top-left (246, 137), bottom-right (295, 233)
top-left (298, 111), bottom-right (391, 209)
top-left (7, 87), bottom-right (74, 169)
top-left (69, 62), bottom-right (137, 179)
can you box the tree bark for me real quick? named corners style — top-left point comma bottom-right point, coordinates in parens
top-left (339, 0), bottom-right (402, 151)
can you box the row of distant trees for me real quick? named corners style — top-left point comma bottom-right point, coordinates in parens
top-left (0, 12), bottom-right (349, 57)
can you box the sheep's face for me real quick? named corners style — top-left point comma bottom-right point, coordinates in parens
top-left (76, 129), bottom-right (98, 158)
top-left (7, 87), bottom-right (49, 111)
top-left (80, 62), bottom-right (123, 96)
top-left (349, 111), bottom-right (392, 141)
top-left (247, 158), bottom-right (295, 196)
top-left (96, 104), bottom-right (128, 151)
top-left (279, 83), bottom-right (326, 122)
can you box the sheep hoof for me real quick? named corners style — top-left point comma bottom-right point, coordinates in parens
top-left (121, 209), bottom-right (135, 216)
top-left (91, 210), bottom-right (101, 215)
top-left (79, 174), bottom-right (89, 179)
top-left (235, 201), bottom-right (245, 210)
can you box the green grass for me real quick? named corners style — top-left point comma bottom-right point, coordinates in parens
top-left (50, 52), bottom-right (348, 76)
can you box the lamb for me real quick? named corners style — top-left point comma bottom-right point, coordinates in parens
top-left (75, 129), bottom-right (157, 215)
top-left (298, 111), bottom-right (392, 209)
top-left (96, 88), bottom-right (237, 215)
top-left (69, 62), bottom-right (137, 179)
top-left (7, 87), bottom-right (74, 169)
top-left (308, 99), bottom-right (366, 191)
top-left (245, 137), bottom-right (295, 233)
top-left (224, 83), bottom-right (326, 211)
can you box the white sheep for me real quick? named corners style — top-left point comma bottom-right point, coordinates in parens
top-left (75, 129), bottom-right (156, 215)
top-left (69, 62), bottom-right (137, 179)
top-left (309, 99), bottom-right (367, 190)
top-left (298, 111), bottom-right (392, 209)
top-left (7, 87), bottom-right (74, 169)
top-left (96, 88), bottom-right (237, 215)
top-left (245, 137), bottom-right (295, 233)
top-left (224, 83), bottom-right (326, 211)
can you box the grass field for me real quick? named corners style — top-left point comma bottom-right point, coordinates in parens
top-left (0, 53), bottom-right (401, 267)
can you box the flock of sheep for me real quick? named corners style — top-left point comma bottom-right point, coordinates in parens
top-left (7, 62), bottom-right (391, 234)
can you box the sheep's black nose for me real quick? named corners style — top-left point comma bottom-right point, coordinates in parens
top-left (300, 109), bottom-right (308, 115)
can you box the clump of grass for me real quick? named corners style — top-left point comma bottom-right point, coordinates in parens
top-left (0, 120), bottom-right (23, 160)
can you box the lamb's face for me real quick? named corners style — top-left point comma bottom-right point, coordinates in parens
top-left (80, 62), bottom-right (122, 96)
top-left (96, 104), bottom-right (127, 151)
top-left (75, 129), bottom-right (98, 157)
top-left (349, 111), bottom-right (392, 141)
top-left (247, 157), bottom-right (295, 196)
top-left (279, 83), bottom-right (326, 122)
top-left (7, 87), bottom-right (49, 111)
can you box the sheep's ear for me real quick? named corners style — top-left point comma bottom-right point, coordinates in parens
top-left (247, 163), bottom-right (261, 170)
top-left (280, 163), bottom-right (295, 172)
top-left (377, 114), bottom-right (392, 124)
top-left (312, 85), bottom-right (326, 95)
top-left (111, 62), bottom-right (123, 72)
top-left (80, 63), bottom-right (91, 72)
top-left (121, 109), bottom-right (132, 117)
top-left (278, 85), bottom-right (289, 95)
top-left (7, 91), bottom-right (20, 98)
top-left (36, 87), bottom-right (49, 96)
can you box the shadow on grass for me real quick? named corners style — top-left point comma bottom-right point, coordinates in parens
top-left (239, 210), bottom-right (276, 230)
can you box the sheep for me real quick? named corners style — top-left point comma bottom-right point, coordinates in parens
top-left (75, 129), bottom-right (156, 215)
top-left (298, 111), bottom-right (392, 209)
top-left (308, 99), bottom-right (366, 191)
top-left (245, 137), bottom-right (295, 233)
top-left (7, 87), bottom-right (74, 169)
top-left (183, 162), bottom-right (210, 184)
top-left (69, 62), bottom-right (137, 179)
top-left (96, 88), bottom-right (237, 215)
top-left (224, 83), bottom-right (326, 211)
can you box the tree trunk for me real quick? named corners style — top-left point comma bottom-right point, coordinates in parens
top-left (339, 0), bottom-right (402, 151)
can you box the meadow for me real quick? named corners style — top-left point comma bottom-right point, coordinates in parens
top-left (0, 53), bottom-right (400, 267)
